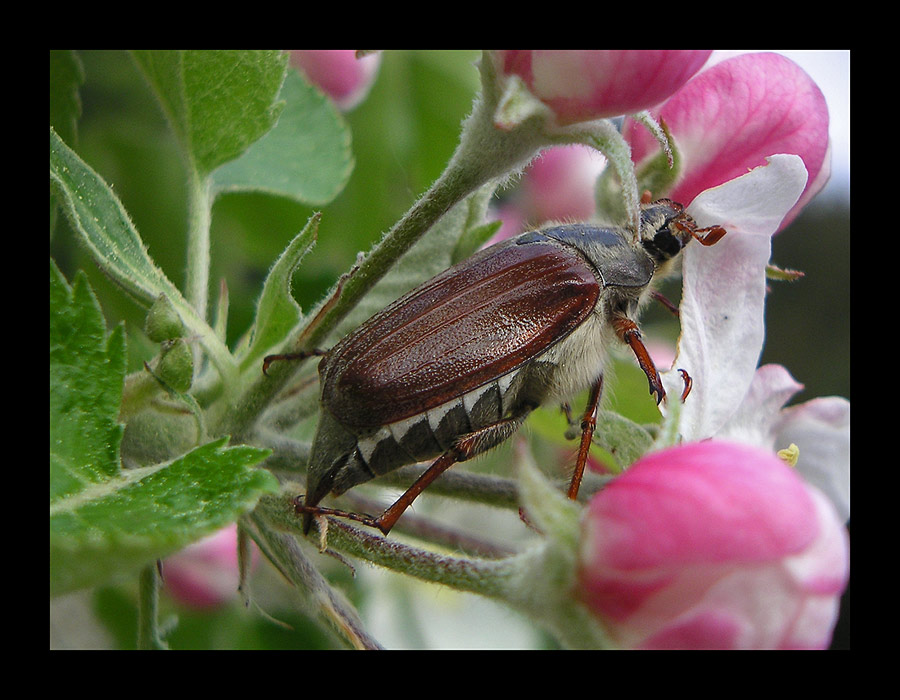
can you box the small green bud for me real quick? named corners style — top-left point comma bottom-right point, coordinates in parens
top-left (144, 293), bottom-right (185, 342)
top-left (155, 339), bottom-right (194, 393)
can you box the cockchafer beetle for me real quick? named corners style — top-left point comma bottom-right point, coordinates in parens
top-left (266, 198), bottom-right (726, 536)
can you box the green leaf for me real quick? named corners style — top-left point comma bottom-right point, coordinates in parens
top-left (50, 260), bottom-right (126, 502)
top-left (49, 263), bottom-right (277, 596)
top-left (592, 410), bottom-right (653, 470)
top-left (49, 126), bottom-right (184, 308)
top-left (132, 50), bottom-right (287, 176)
top-left (240, 213), bottom-right (319, 371)
top-left (50, 127), bottom-right (235, 376)
top-left (50, 437), bottom-right (276, 596)
top-left (213, 70), bottom-right (354, 206)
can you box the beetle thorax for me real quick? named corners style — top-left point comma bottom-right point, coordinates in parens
top-left (536, 302), bottom-right (614, 401)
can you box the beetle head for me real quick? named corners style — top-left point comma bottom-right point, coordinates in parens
top-left (639, 198), bottom-right (726, 265)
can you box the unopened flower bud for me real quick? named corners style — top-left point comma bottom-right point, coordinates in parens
top-left (144, 293), bottom-right (184, 342)
top-left (577, 441), bottom-right (849, 649)
top-left (155, 338), bottom-right (193, 393)
top-left (495, 50), bottom-right (711, 126)
top-left (289, 50), bottom-right (380, 111)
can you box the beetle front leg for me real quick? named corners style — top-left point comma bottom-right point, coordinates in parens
top-left (567, 374), bottom-right (603, 500)
top-left (612, 316), bottom-right (665, 404)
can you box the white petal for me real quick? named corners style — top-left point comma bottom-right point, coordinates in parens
top-left (717, 364), bottom-right (805, 447)
top-left (688, 153), bottom-right (810, 237)
top-left (776, 397), bottom-right (851, 522)
top-left (663, 155), bottom-right (809, 441)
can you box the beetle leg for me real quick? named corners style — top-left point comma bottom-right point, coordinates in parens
top-left (262, 349), bottom-right (327, 376)
top-left (366, 451), bottom-right (461, 534)
top-left (650, 290), bottom-right (680, 318)
top-left (567, 374), bottom-right (603, 500)
top-left (612, 316), bottom-right (665, 404)
top-left (561, 402), bottom-right (582, 440)
top-left (678, 368), bottom-right (693, 401)
top-left (296, 455), bottom-right (460, 536)
top-left (298, 410), bottom-right (533, 536)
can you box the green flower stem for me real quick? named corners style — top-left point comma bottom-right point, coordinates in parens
top-left (185, 169), bottom-right (212, 323)
top-left (631, 110), bottom-right (674, 168)
top-left (274, 504), bottom-right (610, 649)
top-left (137, 563), bottom-right (167, 650)
top-left (245, 506), bottom-right (383, 649)
top-left (554, 120), bottom-right (641, 235)
top-left (182, 171), bottom-right (243, 393)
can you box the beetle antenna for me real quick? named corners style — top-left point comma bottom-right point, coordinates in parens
top-left (674, 219), bottom-right (727, 247)
top-left (691, 224), bottom-right (727, 246)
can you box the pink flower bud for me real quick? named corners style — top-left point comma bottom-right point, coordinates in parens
top-left (289, 50), bottom-right (380, 111)
top-left (625, 52), bottom-right (830, 229)
top-left (485, 145), bottom-right (604, 244)
top-left (163, 525), bottom-right (256, 609)
top-left (521, 144), bottom-right (604, 223)
top-left (577, 441), bottom-right (849, 649)
top-left (497, 50), bottom-right (712, 125)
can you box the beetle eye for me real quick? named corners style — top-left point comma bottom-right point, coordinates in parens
top-left (645, 227), bottom-right (683, 261)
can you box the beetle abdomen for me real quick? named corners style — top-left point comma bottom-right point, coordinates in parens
top-left (320, 238), bottom-right (601, 429)
top-left (319, 359), bottom-right (543, 495)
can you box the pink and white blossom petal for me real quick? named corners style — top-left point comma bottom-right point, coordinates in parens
top-left (163, 525), bottom-right (255, 609)
top-left (661, 154), bottom-right (808, 441)
top-left (777, 397), bottom-right (851, 521)
top-left (497, 50), bottom-right (712, 124)
top-left (626, 52), bottom-right (829, 229)
top-left (521, 144), bottom-right (605, 223)
top-left (716, 364), bottom-right (805, 447)
top-left (577, 441), bottom-right (849, 649)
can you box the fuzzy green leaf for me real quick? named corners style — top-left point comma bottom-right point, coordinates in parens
top-left (132, 50), bottom-right (287, 176)
top-left (50, 127), bottom-right (235, 373)
top-left (240, 213), bottom-right (319, 371)
top-left (49, 126), bottom-right (184, 308)
top-left (213, 70), bottom-right (354, 206)
top-left (49, 263), bottom-right (277, 596)
top-left (50, 260), bottom-right (126, 502)
top-left (50, 436), bottom-right (276, 596)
